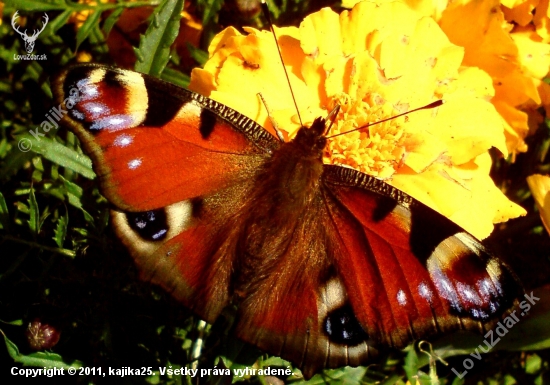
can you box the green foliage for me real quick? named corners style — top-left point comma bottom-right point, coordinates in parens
top-left (22, 135), bottom-right (95, 179)
top-left (134, 0), bottom-right (185, 76)
top-left (1, 0), bottom-right (549, 384)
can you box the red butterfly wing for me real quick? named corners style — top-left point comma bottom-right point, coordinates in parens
top-left (53, 64), bottom-right (279, 322)
top-left (319, 165), bottom-right (521, 361)
top-left (54, 64), bottom-right (278, 211)
top-left (231, 188), bottom-right (352, 375)
top-left (232, 162), bottom-right (521, 379)
top-left (110, 184), bottom-right (255, 323)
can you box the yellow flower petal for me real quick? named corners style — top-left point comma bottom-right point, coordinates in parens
top-left (432, 98), bottom-right (507, 164)
top-left (300, 7), bottom-right (342, 61)
top-left (512, 27), bottom-right (550, 79)
top-left (402, 0), bottom-right (549, 154)
top-left (392, 153), bottom-right (526, 239)
top-left (527, 174), bottom-right (550, 235)
top-left (533, 0), bottom-right (550, 42)
top-left (190, 1), bottom-right (527, 238)
top-left (536, 78), bottom-right (550, 117)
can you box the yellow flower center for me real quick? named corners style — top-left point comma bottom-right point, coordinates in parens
top-left (323, 92), bottom-right (409, 179)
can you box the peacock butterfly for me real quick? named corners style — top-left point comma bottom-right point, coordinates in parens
top-left (52, 63), bottom-right (522, 378)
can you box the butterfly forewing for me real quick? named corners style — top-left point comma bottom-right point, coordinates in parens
top-left (53, 64), bottom-right (522, 379)
top-left (53, 64), bottom-right (278, 211)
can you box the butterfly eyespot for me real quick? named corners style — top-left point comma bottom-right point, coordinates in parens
top-left (127, 209), bottom-right (169, 241)
top-left (112, 200), bottom-right (194, 258)
top-left (324, 304), bottom-right (369, 345)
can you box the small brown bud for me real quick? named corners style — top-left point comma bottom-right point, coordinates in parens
top-left (26, 319), bottom-right (61, 350)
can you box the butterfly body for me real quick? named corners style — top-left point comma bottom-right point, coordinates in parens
top-left (222, 123), bottom-right (327, 302)
top-left (53, 64), bottom-right (522, 378)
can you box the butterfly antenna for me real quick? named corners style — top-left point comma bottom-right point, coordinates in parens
top-left (326, 100), bottom-right (444, 139)
top-left (258, 92), bottom-right (286, 141)
top-left (260, 0), bottom-right (303, 127)
top-left (325, 105), bottom-right (340, 135)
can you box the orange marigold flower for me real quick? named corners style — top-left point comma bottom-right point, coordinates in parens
top-left (527, 174), bottom-right (550, 236)
top-left (344, 0), bottom-right (550, 155)
top-left (189, 1), bottom-right (526, 239)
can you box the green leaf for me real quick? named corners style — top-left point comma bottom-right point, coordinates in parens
top-left (32, 156), bottom-right (44, 182)
top-left (197, 0), bottom-right (223, 44)
top-left (53, 208), bottom-right (68, 248)
top-left (451, 376), bottom-right (465, 385)
top-left (187, 43), bottom-right (208, 66)
top-left (39, 205), bottom-right (51, 233)
top-left (75, 8), bottom-right (103, 51)
top-left (48, 9), bottom-right (74, 35)
top-left (403, 347), bottom-right (420, 382)
top-left (134, 0), bottom-right (185, 76)
top-left (59, 175), bottom-right (83, 202)
top-left (0, 319), bottom-right (23, 326)
top-left (305, 367), bottom-right (368, 385)
top-left (23, 135), bottom-right (95, 179)
top-left (0, 146), bottom-right (34, 180)
top-left (498, 290), bottom-right (550, 351)
top-left (199, 0), bottom-right (224, 26)
top-left (7, 0), bottom-right (68, 11)
top-left (1, 329), bottom-right (82, 368)
top-left (160, 67), bottom-right (190, 88)
top-left (0, 192), bottom-right (9, 231)
top-left (27, 186), bottom-right (39, 237)
top-left (59, 176), bottom-right (95, 224)
top-left (0, 138), bottom-right (8, 159)
top-left (525, 354), bottom-right (541, 374)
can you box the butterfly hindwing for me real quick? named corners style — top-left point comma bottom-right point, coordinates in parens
top-left (111, 183), bottom-right (257, 322)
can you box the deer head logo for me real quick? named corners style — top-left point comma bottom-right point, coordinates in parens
top-left (12, 11), bottom-right (49, 53)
